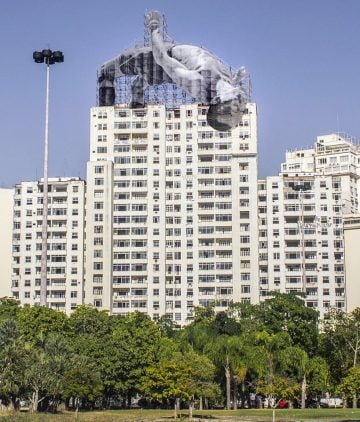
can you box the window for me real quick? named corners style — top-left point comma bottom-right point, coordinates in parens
top-left (95, 166), bottom-right (104, 174)
top-left (95, 178), bottom-right (105, 187)
top-left (94, 202), bottom-right (103, 210)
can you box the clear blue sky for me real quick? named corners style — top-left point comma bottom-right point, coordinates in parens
top-left (1, 0), bottom-right (360, 187)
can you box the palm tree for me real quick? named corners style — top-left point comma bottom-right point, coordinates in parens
top-left (205, 335), bottom-right (244, 409)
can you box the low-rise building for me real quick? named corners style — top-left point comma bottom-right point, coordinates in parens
top-left (11, 178), bottom-right (85, 313)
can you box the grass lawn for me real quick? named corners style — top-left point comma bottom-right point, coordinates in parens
top-left (1, 408), bottom-right (360, 421)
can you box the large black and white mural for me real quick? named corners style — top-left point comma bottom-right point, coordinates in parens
top-left (98, 11), bottom-right (248, 131)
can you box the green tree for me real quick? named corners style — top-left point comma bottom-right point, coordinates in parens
top-left (185, 350), bottom-right (220, 416)
top-left (67, 305), bottom-right (111, 337)
top-left (256, 375), bottom-right (300, 407)
top-left (63, 366), bottom-right (103, 412)
top-left (204, 335), bottom-right (244, 410)
top-left (337, 365), bottom-right (360, 406)
top-left (141, 350), bottom-right (218, 418)
top-left (247, 331), bottom-right (300, 408)
top-left (66, 306), bottom-right (113, 406)
top-left (18, 305), bottom-right (68, 341)
top-left (281, 347), bottom-right (329, 408)
top-left (24, 333), bottom-right (70, 412)
top-left (321, 307), bottom-right (360, 407)
top-left (227, 302), bottom-right (264, 334)
top-left (0, 320), bottom-right (27, 409)
top-left (0, 297), bottom-right (21, 321)
top-left (193, 305), bottom-right (215, 324)
top-left (156, 315), bottom-right (180, 338)
top-left (99, 312), bottom-right (162, 405)
top-left (256, 293), bottom-right (319, 354)
top-left (307, 356), bottom-right (330, 400)
top-left (249, 331), bottom-right (291, 382)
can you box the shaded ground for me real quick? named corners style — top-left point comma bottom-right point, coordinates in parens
top-left (1, 408), bottom-right (360, 421)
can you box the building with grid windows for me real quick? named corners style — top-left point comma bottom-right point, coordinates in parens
top-left (11, 178), bottom-right (85, 313)
top-left (258, 134), bottom-right (360, 317)
top-left (85, 103), bottom-right (259, 324)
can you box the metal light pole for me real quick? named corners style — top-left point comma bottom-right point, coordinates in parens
top-left (33, 49), bottom-right (64, 306)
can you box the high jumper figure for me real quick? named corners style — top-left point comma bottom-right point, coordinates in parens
top-left (98, 11), bottom-right (248, 131)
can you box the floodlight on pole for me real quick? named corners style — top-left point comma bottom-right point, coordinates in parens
top-left (33, 49), bottom-right (64, 307)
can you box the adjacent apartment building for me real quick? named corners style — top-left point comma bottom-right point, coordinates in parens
top-left (11, 178), bottom-right (85, 313)
top-left (85, 103), bottom-right (259, 324)
top-left (258, 134), bottom-right (360, 317)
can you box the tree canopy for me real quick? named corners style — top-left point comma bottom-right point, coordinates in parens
top-left (0, 296), bottom-right (357, 412)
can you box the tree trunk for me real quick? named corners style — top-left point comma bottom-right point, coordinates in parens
top-left (233, 376), bottom-right (238, 410)
top-left (301, 374), bottom-right (307, 409)
top-left (174, 399), bottom-right (177, 419)
top-left (31, 389), bottom-right (39, 413)
top-left (75, 397), bottom-right (79, 419)
top-left (6, 398), bottom-right (14, 411)
top-left (225, 361), bottom-right (231, 410)
top-left (189, 400), bottom-right (193, 420)
top-left (199, 396), bottom-right (203, 410)
top-left (240, 381), bottom-right (245, 408)
top-left (353, 393), bottom-right (357, 409)
top-left (353, 343), bottom-right (358, 408)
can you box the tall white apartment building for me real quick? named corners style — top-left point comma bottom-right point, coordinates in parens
top-left (11, 178), bottom-right (85, 313)
top-left (85, 103), bottom-right (259, 324)
top-left (259, 134), bottom-right (360, 317)
top-left (0, 189), bottom-right (14, 297)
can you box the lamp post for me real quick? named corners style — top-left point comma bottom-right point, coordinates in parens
top-left (291, 182), bottom-right (312, 293)
top-left (33, 49), bottom-right (64, 307)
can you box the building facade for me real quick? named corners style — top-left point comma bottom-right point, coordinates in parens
top-left (85, 103), bottom-right (259, 324)
top-left (258, 134), bottom-right (360, 317)
top-left (8, 133), bottom-right (360, 319)
top-left (11, 178), bottom-right (85, 313)
top-left (0, 188), bottom-right (14, 298)
top-left (343, 214), bottom-right (360, 313)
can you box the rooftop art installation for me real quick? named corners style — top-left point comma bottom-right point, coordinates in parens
top-left (98, 11), bottom-right (249, 131)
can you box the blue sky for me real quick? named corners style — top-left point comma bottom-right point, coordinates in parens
top-left (1, 0), bottom-right (360, 187)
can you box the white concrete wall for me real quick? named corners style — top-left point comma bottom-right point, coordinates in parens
top-left (0, 189), bottom-right (13, 297)
top-left (344, 216), bottom-right (360, 312)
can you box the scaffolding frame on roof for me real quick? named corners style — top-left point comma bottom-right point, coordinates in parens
top-left (96, 11), bottom-right (251, 110)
